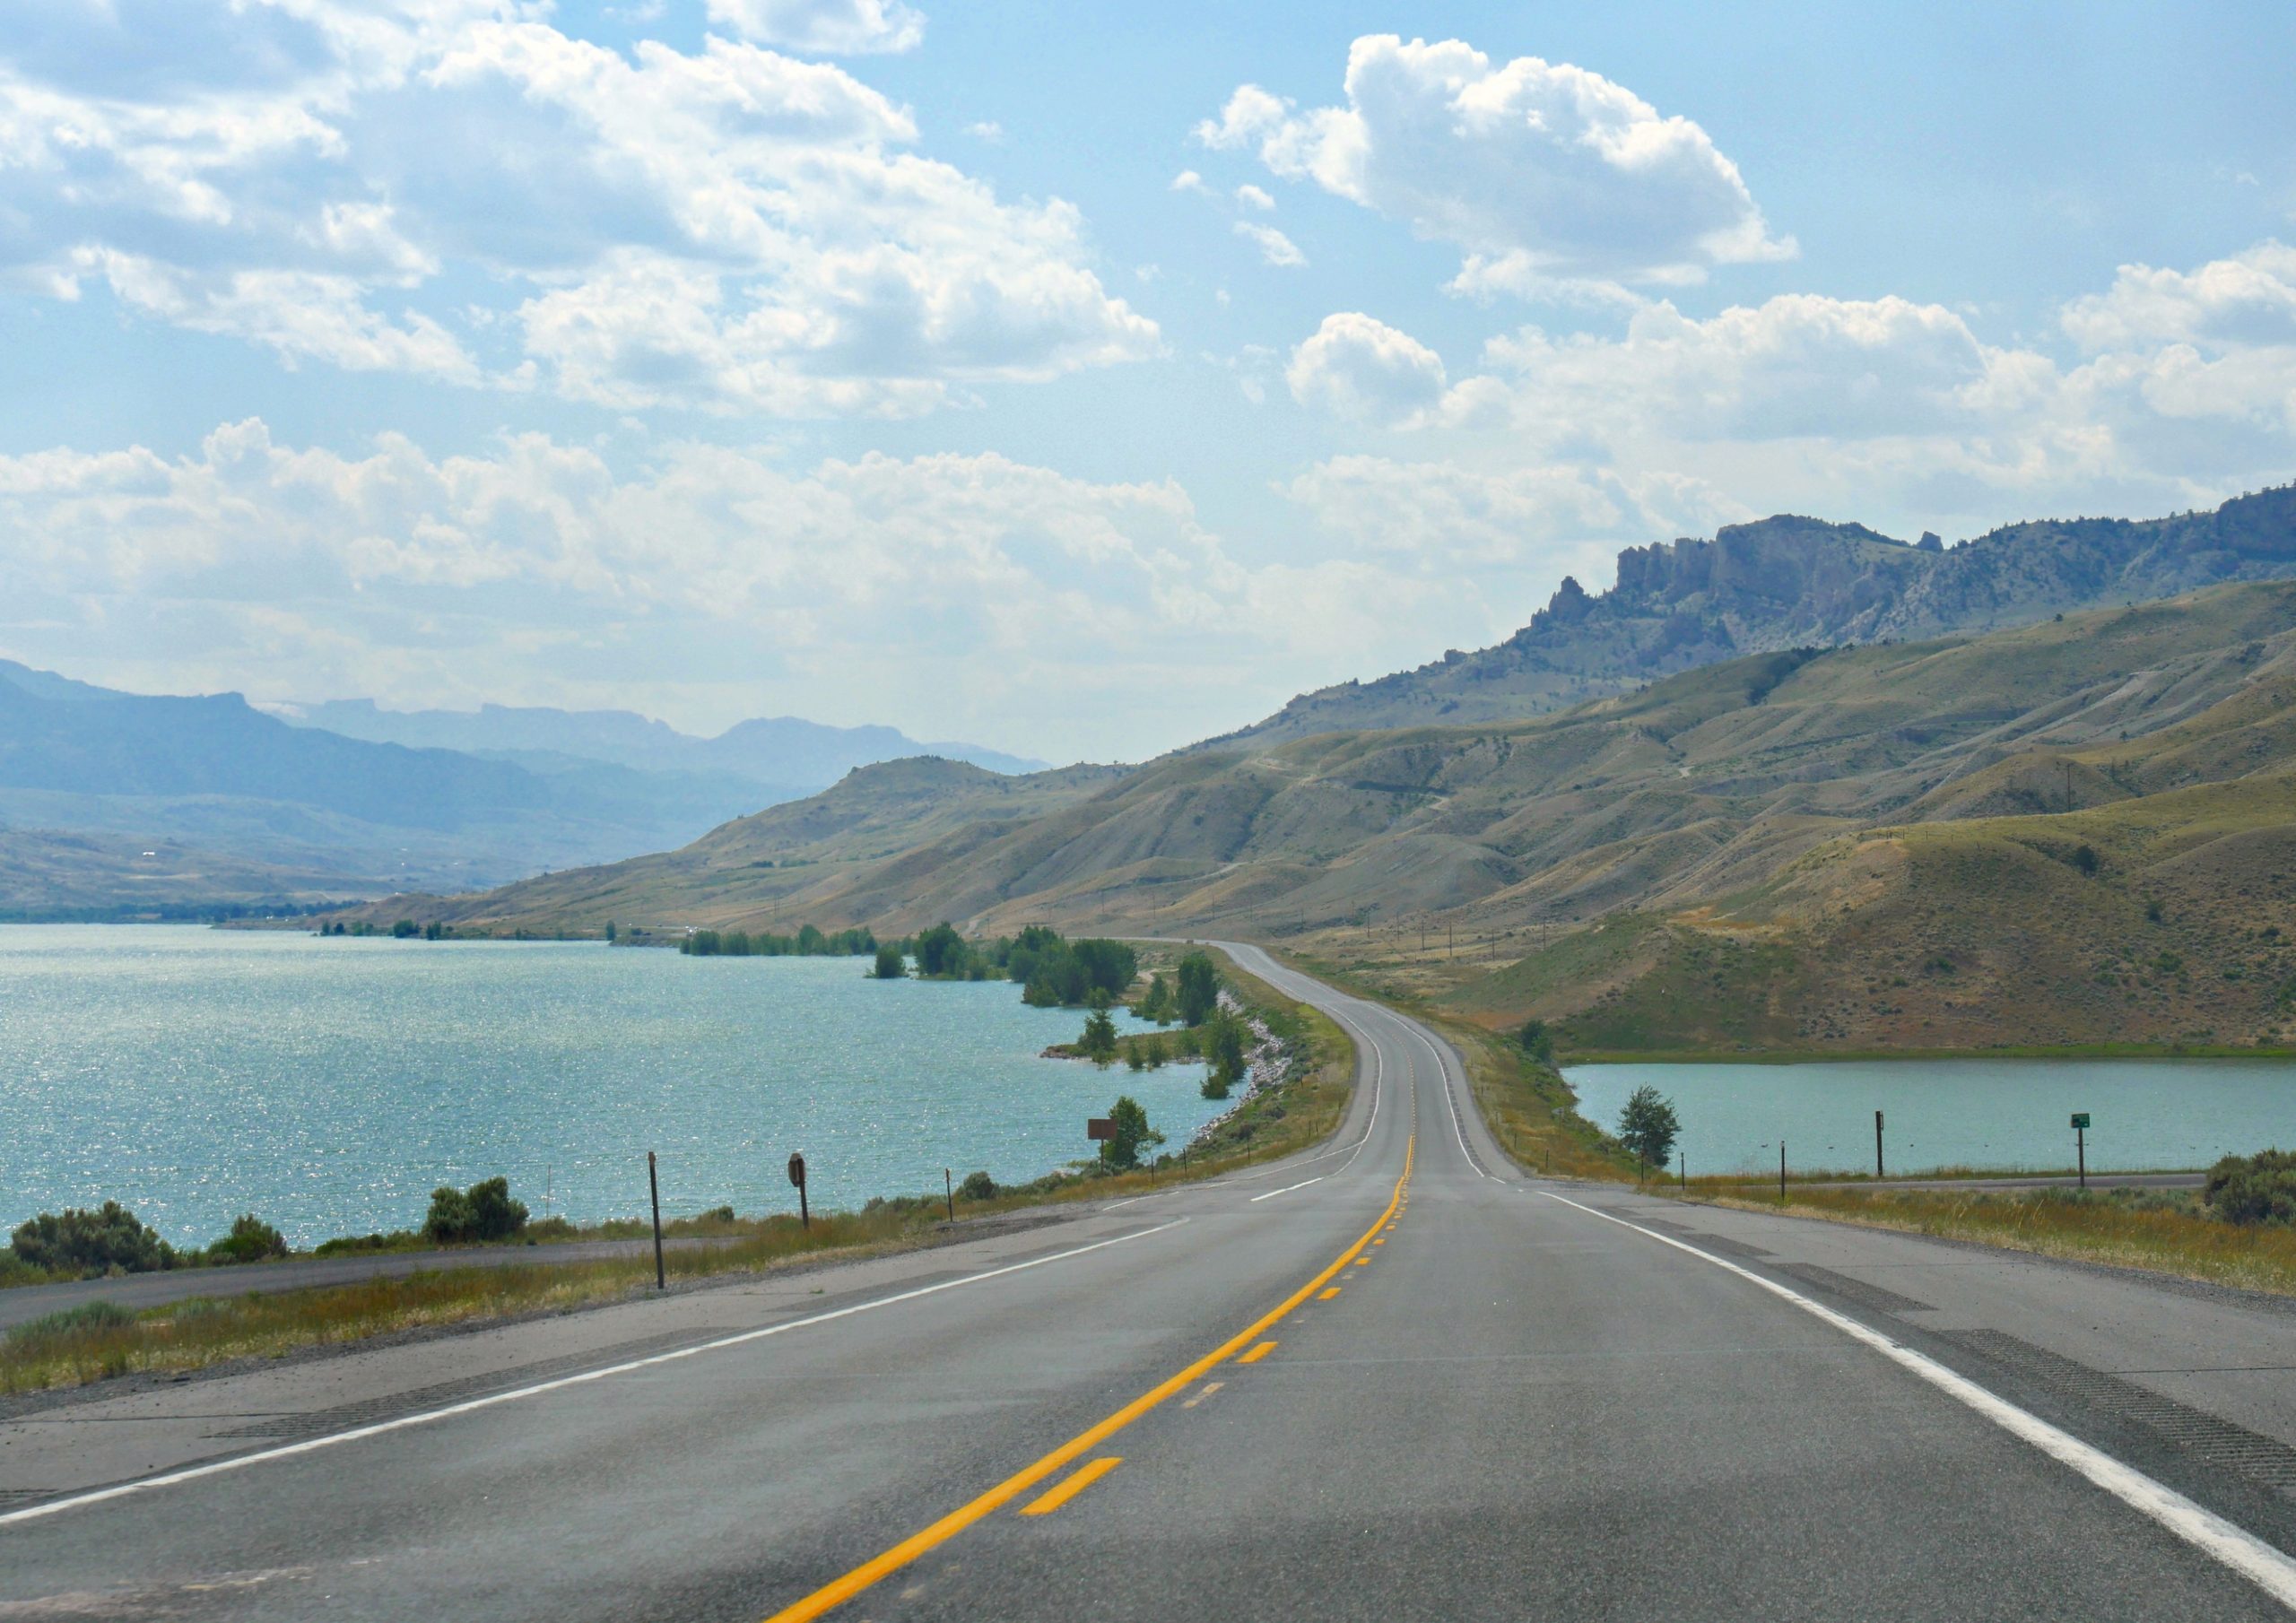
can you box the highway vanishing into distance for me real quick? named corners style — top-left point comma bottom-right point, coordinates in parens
top-left (8, 942), bottom-right (2296, 1619)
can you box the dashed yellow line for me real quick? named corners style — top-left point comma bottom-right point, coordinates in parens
top-left (1317, 1287), bottom-right (1342, 1300)
top-left (1237, 1341), bottom-right (1277, 1365)
top-left (760, 1135), bottom-right (1415, 1623)
top-left (1019, 1457), bottom-right (1122, 1516)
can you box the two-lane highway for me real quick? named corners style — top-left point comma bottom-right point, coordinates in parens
top-left (6, 944), bottom-right (2296, 1619)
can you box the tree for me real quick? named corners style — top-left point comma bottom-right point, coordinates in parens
top-left (1080, 1007), bottom-right (1119, 1065)
top-left (1202, 1011), bottom-right (1248, 1098)
top-left (1617, 1086), bottom-right (1680, 1169)
top-left (872, 945), bottom-right (907, 979)
top-left (2072, 844), bottom-right (2101, 876)
top-left (1518, 1019), bottom-right (1553, 1063)
top-left (604, 920), bottom-right (617, 943)
top-left (913, 922), bottom-right (969, 977)
top-left (1100, 1095), bottom-right (1164, 1171)
top-left (392, 918), bottom-right (418, 938)
top-left (1175, 951), bottom-right (1220, 1027)
top-left (958, 1170), bottom-right (998, 1202)
top-left (1137, 972), bottom-right (1172, 1023)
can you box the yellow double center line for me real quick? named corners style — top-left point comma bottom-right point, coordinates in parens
top-left (764, 1134), bottom-right (1415, 1623)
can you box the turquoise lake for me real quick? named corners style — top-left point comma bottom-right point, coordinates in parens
top-left (1566, 1059), bottom-right (2296, 1176)
top-left (0, 926), bottom-right (1216, 1247)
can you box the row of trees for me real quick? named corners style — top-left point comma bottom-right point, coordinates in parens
top-left (682, 924), bottom-right (878, 958)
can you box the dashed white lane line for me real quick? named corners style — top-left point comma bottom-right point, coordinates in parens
top-left (1543, 1191), bottom-right (2296, 1610)
top-left (1249, 1176), bottom-right (1327, 1203)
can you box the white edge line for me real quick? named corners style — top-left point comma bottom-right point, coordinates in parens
top-left (1541, 1192), bottom-right (2296, 1608)
top-left (0, 1219), bottom-right (1188, 1530)
top-left (1248, 1176), bottom-right (1326, 1203)
top-left (1387, 1011), bottom-right (1491, 1181)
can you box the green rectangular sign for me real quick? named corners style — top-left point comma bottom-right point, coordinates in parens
top-left (2070, 1112), bottom-right (2091, 1130)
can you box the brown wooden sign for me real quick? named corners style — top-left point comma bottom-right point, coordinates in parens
top-left (1086, 1118), bottom-right (1116, 1141)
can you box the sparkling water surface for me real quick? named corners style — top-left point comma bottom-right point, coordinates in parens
top-left (1, 925), bottom-right (1214, 1246)
top-left (1567, 1058), bottom-right (2296, 1176)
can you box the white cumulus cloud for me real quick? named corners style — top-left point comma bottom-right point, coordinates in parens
top-left (0, 2), bottom-right (1152, 415)
top-left (1198, 34), bottom-right (1793, 295)
top-left (1287, 313), bottom-right (1447, 426)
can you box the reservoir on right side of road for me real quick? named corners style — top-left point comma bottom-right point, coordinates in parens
top-left (1565, 1058), bottom-right (2296, 1176)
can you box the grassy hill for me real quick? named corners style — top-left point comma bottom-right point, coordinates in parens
top-left (354, 579), bottom-right (2296, 1052)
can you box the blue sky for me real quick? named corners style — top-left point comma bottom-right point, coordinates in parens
top-left (2, 0), bottom-right (2292, 761)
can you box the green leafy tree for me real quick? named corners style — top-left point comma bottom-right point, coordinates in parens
top-left (1136, 972), bottom-right (1172, 1023)
top-left (1100, 1095), bottom-right (1165, 1171)
top-left (914, 922), bottom-right (969, 977)
top-left (604, 920), bottom-right (617, 943)
top-left (1081, 1007), bottom-right (1119, 1065)
top-left (1175, 951), bottom-right (1220, 1027)
top-left (392, 918), bottom-right (418, 938)
top-left (1617, 1086), bottom-right (1681, 1168)
top-left (11, 1202), bottom-right (178, 1275)
top-left (872, 945), bottom-right (907, 979)
top-left (1143, 1036), bottom-right (1168, 1070)
top-left (1518, 1019), bottom-right (1554, 1063)
top-left (1201, 1011), bottom-right (1248, 1099)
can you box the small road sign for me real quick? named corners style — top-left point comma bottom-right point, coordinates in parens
top-left (2070, 1113), bottom-right (2091, 1130)
top-left (787, 1152), bottom-right (807, 1186)
top-left (1087, 1118), bottom-right (1116, 1141)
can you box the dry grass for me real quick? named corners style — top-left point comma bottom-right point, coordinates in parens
top-left (1672, 1179), bottom-right (2296, 1298)
top-left (0, 1210), bottom-right (920, 1394)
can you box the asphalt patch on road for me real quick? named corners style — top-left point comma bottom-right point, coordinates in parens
top-left (1938, 1328), bottom-right (2296, 1497)
top-left (1773, 1263), bottom-right (1933, 1315)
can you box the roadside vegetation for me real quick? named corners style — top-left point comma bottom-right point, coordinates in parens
top-left (1653, 1147), bottom-right (2296, 1298)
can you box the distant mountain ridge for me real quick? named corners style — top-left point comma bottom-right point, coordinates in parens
top-left (0, 664), bottom-right (1045, 914)
top-left (276, 699), bottom-right (1047, 785)
top-left (1215, 485), bottom-right (2296, 745)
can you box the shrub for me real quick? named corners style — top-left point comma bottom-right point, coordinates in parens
top-left (422, 1176), bottom-right (529, 1244)
top-left (11, 1202), bottom-right (178, 1276)
top-left (1518, 1018), bottom-right (1554, 1063)
top-left (958, 1170), bottom-right (997, 1202)
top-left (206, 1213), bottom-right (289, 1264)
top-left (392, 918), bottom-right (419, 938)
top-left (2205, 1149), bottom-right (2296, 1226)
top-left (872, 945), bottom-right (907, 979)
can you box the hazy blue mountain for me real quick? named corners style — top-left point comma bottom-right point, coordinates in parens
top-left (0, 664), bottom-right (1046, 914)
top-left (278, 699), bottom-right (1047, 785)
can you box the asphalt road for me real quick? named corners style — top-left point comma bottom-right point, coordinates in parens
top-left (6, 942), bottom-right (2296, 1620)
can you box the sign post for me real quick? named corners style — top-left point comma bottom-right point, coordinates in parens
top-left (647, 1150), bottom-right (665, 1291)
top-left (2071, 1114), bottom-right (2090, 1191)
top-left (1875, 1109), bottom-right (1885, 1180)
top-left (787, 1151), bottom-right (808, 1231)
